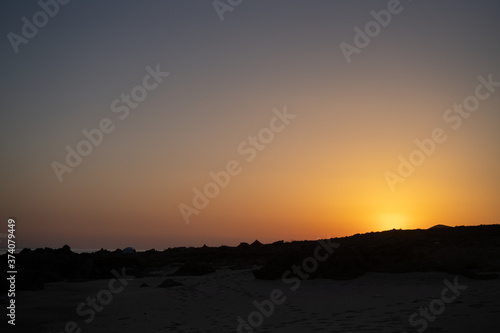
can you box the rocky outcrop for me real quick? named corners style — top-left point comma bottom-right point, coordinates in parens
top-left (172, 262), bottom-right (215, 276)
top-left (3, 225), bottom-right (499, 291)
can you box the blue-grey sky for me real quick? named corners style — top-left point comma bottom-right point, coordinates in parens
top-left (1, 0), bottom-right (499, 249)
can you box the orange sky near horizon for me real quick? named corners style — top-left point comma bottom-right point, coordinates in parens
top-left (1, 1), bottom-right (499, 250)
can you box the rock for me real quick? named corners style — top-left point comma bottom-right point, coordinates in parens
top-left (74, 257), bottom-right (94, 280)
top-left (252, 251), bottom-right (303, 280)
top-left (123, 247), bottom-right (136, 254)
top-left (20, 248), bottom-right (32, 255)
top-left (318, 258), bottom-right (365, 280)
top-left (251, 240), bottom-right (263, 247)
top-left (61, 245), bottom-right (72, 253)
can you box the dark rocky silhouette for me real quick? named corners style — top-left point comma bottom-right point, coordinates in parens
top-left (251, 240), bottom-right (263, 247)
top-left (172, 262), bottom-right (216, 276)
top-left (2, 225), bottom-right (499, 291)
top-left (429, 224), bottom-right (452, 229)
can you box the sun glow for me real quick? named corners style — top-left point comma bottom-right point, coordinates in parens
top-left (377, 213), bottom-right (409, 231)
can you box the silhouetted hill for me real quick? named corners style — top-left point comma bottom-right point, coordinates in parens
top-left (428, 224), bottom-right (452, 229)
top-left (2, 225), bottom-right (499, 291)
top-left (253, 224), bottom-right (500, 280)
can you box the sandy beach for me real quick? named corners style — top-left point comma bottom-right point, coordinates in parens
top-left (14, 268), bottom-right (500, 333)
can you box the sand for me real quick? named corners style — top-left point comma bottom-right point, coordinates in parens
top-left (13, 268), bottom-right (500, 332)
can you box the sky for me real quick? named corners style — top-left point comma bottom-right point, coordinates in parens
top-left (1, 0), bottom-right (499, 250)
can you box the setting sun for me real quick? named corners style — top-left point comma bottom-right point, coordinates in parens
top-left (377, 213), bottom-right (410, 231)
